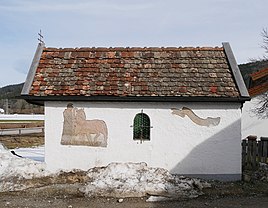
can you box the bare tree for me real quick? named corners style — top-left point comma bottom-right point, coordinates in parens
top-left (261, 28), bottom-right (268, 59)
top-left (251, 92), bottom-right (268, 119)
top-left (248, 28), bottom-right (268, 62)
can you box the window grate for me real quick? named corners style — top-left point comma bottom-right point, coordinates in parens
top-left (133, 110), bottom-right (151, 141)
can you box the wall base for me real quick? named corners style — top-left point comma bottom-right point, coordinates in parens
top-left (182, 174), bottom-right (241, 181)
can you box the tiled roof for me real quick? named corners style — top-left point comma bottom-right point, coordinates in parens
top-left (249, 82), bottom-right (268, 97)
top-left (25, 45), bottom-right (241, 99)
top-left (250, 67), bottom-right (268, 81)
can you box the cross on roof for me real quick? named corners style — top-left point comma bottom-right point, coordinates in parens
top-left (38, 30), bottom-right (44, 44)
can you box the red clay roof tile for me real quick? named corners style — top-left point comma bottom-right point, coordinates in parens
top-left (28, 46), bottom-right (240, 98)
top-left (249, 82), bottom-right (268, 96)
top-left (250, 67), bottom-right (268, 81)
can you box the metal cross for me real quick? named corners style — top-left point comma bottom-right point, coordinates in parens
top-left (38, 30), bottom-right (44, 44)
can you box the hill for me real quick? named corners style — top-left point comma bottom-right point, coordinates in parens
top-left (0, 83), bottom-right (24, 100)
top-left (0, 83), bottom-right (43, 114)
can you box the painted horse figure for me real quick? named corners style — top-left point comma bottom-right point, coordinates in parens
top-left (61, 105), bottom-right (108, 147)
top-left (75, 109), bottom-right (108, 147)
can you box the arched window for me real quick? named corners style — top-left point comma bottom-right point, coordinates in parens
top-left (133, 111), bottom-right (151, 141)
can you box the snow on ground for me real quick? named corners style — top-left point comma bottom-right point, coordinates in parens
top-left (0, 143), bottom-right (49, 192)
top-left (0, 144), bottom-right (47, 179)
top-left (11, 145), bottom-right (45, 162)
top-left (242, 96), bottom-right (268, 139)
top-left (0, 144), bottom-right (210, 198)
top-left (81, 162), bottom-right (210, 198)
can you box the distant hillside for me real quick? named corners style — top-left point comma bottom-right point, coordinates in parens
top-left (0, 83), bottom-right (43, 114)
top-left (238, 60), bottom-right (268, 89)
top-left (0, 83), bottom-right (24, 99)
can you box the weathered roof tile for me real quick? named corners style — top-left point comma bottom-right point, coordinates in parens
top-left (26, 46), bottom-right (243, 98)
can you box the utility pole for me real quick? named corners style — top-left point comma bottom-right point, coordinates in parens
top-left (4, 99), bottom-right (9, 114)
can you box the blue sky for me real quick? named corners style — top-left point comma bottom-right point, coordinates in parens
top-left (0, 0), bottom-right (267, 87)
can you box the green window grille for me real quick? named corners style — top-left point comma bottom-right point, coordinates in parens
top-left (133, 111), bottom-right (150, 141)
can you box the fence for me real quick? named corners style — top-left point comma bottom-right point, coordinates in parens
top-left (242, 135), bottom-right (268, 171)
top-left (0, 114), bottom-right (44, 121)
top-left (0, 127), bottom-right (44, 135)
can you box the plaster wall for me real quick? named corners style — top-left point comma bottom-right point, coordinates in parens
top-left (242, 95), bottom-right (268, 138)
top-left (45, 101), bottom-right (242, 180)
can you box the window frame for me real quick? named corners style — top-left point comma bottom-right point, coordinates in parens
top-left (132, 110), bottom-right (151, 141)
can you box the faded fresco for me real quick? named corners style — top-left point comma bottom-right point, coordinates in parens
top-left (61, 103), bottom-right (108, 147)
top-left (171, 107), bottom-right (220, 127)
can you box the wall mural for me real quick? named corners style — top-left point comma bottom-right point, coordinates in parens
top-left (171, 107), bottom-right (220, 127)
top-left (61, 103), bottom-right (108, 147)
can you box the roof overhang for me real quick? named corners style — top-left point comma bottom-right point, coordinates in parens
top-left (20, 95), bottom-right (251, 106)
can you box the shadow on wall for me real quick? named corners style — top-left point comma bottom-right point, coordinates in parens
top-left (171, 119), bottom-right (241, 181)
top-left (147, 120), bottom-right (241, 208)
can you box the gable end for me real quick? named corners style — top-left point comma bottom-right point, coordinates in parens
top-left (21, 43), bottom-right (45, 95)
top-left (223, 42), bottom-right (250, 98)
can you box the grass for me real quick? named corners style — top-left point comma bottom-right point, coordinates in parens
top-left (0, 133), bottom-right (44, 149)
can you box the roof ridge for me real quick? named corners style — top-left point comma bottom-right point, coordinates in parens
top-left (43, 46), bottom-right (224, 52)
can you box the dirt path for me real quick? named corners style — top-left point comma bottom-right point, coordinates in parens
top-left (0, 180), bottom-right (268, 208)
top-left (0, 190), bottom-right (267, 208)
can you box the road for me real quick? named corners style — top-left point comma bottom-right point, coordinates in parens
top-left (0, 191), bottom-right (268, 208)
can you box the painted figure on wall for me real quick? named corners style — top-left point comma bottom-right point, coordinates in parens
top-left (171, 107), bottom-right (220, 127)
top-left (61, 103), bottom-right (108, 147)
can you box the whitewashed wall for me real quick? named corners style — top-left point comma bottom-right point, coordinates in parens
top-left (45, 101), bottom-right (242, 180)
top-left (242, 95), bottom-right (268, 139)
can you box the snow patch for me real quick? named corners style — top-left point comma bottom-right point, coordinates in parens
top-left (81, 162), bottom-right (210, 198)
top-left (0, 143), bottom-right (49, 191)
top-left (11, 145), bottom-right (45, 162)
top-left (1, 144), bottom-right (210, 199)
top-left (146, 196), bottom-right (173, 202)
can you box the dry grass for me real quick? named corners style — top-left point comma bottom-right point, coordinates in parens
top-left (0, 133), bottom-right (44, 149)
top-left (0, 122), bottom-right (44, 149)
top-left (0, 121), bottom-right (44, 129)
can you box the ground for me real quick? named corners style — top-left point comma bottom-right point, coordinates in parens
top-left (0, 122), bottom-right (268, 208)
top-left (0, 133), bottom-right (44, 149)
top-left (0, 182), bottom-right (267, 208)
